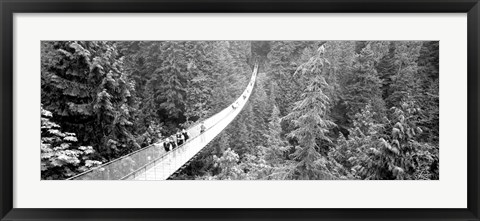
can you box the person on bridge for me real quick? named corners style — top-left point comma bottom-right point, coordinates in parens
top-left (200, 122), bottom-right (206, 143)
top-left (170, 135), bottom-right (177, 149)
top-left (176, 131), bottom-right (184, 146)
top-left (182, 129), bottom-right (189, 141)
top-left (163, 138), bottom-right (172, 152)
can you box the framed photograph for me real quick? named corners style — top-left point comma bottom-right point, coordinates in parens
top-left (1, 0), bottom-right (479, 220)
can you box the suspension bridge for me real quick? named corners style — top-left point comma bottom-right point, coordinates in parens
top-left (68, 64), bottom-right (258, 180)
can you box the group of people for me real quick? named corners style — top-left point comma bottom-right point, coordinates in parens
top-left (231, 101), bottom-right (240, 110)
top-left (163, 128), bottom-right (190, 152)
top-left (162, 121), bottom-right (208, 152)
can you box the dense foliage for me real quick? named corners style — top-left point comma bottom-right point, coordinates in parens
top-left (41, 40), bottom-right (439, 180)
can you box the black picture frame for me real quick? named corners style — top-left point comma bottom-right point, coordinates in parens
top-left (1, 0), bottom-right (479, 220)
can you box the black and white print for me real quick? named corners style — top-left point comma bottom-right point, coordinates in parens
top-left (41, 41), bottom-right (439, 180)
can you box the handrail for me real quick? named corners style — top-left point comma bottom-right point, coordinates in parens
top-left (68, 138), bottom-right (160, 180)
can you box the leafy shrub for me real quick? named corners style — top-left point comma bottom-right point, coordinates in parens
top-left (41, 106), bottom-right (102, 179)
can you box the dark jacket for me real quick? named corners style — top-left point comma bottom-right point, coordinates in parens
top-left (163, 142), bottom-right (171, 151)
top-left (182, 131), bottom-right (189, 140)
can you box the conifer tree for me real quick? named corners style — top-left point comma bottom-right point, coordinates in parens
top-left (266, 41), bottom-right (302, 114)
top-left (282, 51), bottom-right (338, 180)
top-left (41, 41), bottom-right (137, 160)
top-left (386, 42), bottom-right (422, 108)
top-left (209, 41), bottom-right (246, 112)
top-left (147, 41), bottom-right (189, 118)
top-left (416, 41), bottom-right (439, 143)
top-left (344, 43), bottom-right (385, 122)
top-left (265, 105), bottom-right (288, 164)
top-left (325, 41), bottom-right (356, 132)
top-left (249, 74), bottom-right (271, 147)
top-left (376, 42), bottom-right (398, 104)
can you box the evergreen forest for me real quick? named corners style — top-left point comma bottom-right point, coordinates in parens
top-left (41, 41), bottom-right (439, 180)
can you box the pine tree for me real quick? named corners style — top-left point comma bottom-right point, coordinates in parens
top-left (148, 41), bottom-right (189, 118)
top-left (209, 41), bottom-right (247, 112)
top-left (417, 41), bottom-right (439, 82)
top-left (265, 105), bottom-right (288, 164)
top-left (282, 50), bottom-right (338, 180)
top-left (416, 41), bottom-right (439, 143)
top-left (325, 41), bottom-right (356, 134)
top-left (386, 41), bottom-right (423, 107)
top-left (249, 74), bottom-right (271, 147)
top-left (344, 43), bottom-right (385, 123)
top-left (183, 41), bottom-right (217, 122)
top-left (228, 41), bottom-right (252, 76)
top-left (41, 41), bottom-right (137, 160)
top-left (266, 41), bottom-right (302, 115)
top-left (228, 104), bottom-right (254, 156)
top-left (376, 42), bottom-right (398, 104)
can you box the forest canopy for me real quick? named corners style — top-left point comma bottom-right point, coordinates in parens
top-left (41, 41), bottom-right (439, 180)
